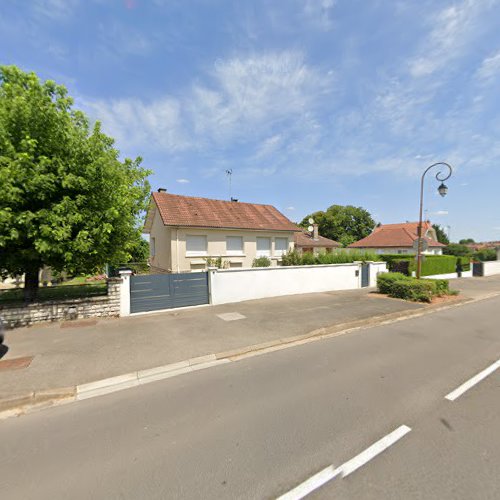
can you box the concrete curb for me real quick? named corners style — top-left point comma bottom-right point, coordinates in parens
top-left (1, 291), bottom-right (499, 421)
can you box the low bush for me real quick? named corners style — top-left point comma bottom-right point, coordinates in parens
top-left (430, 279), bottom-right (450, 296)
top-left (388, 279), bottom-right (437, 303)
top-left (252, 256), bottom-right (271, 267)
top-left (377, 272), bottom-right (453, 302)
top-left (377, 272), bottom-right (411, 294)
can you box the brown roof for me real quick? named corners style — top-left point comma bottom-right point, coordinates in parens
top-left (294, 230), bottom-right (341, 248)
top-left (348, 221), bottom-right (445, 249)
top-left (148, 192), bottom-right (300, 232)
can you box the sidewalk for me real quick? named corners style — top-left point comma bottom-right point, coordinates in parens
top-left (1, 275), bottom-right (499, 413)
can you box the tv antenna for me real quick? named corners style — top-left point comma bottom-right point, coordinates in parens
top-left (225, 169), bottom-right (233, 199)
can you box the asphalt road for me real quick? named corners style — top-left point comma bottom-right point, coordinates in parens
top-left (1, 295), bottom-right (499, 500)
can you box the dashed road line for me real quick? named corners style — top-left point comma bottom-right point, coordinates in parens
top-left (445, 359), bottom-right (500, 401)
top-left (277, 425), bottom-right (411, 500)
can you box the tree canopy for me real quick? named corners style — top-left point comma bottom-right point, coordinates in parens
top-left (432, 224), bottom-right (450, 245)
top-left (300, 205), bottom-right (375, 247)
top-left (0, 65), bottom-right (151, 301)
top-left (459, 238), bottom-right (475, 244)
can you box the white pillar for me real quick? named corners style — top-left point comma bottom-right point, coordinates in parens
top-left (118, 270), bottom-right (132, 316)
top-left (207, 267), bottom-right (217, 305)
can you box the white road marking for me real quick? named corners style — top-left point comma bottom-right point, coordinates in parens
top-left (339, 425), bottom-right (412, 478)
top-left (276, 425), bottom-right (411, 500)
top-left (216, 312), bottom-right (246, 321)
top-left (276, 465), bottom-right (341, 500)
top-left (445, 359), bottom-right (500, 401)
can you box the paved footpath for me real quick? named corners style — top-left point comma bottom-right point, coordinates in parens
top-left (0, 275), bottom-right (498, 411)
top-left (0, 286), bottom-right (499, 499)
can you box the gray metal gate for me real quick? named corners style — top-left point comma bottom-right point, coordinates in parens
top-left (130, 272), bottom-right (209, 313)
top-left (472, 262), bottom-right (483, 277)
top-left (361, 263), bottom-right (370, 288)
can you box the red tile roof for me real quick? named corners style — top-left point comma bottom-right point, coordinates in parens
top-left (294, 230), bottom-right (341, 248)
top-left (149, 192), bottom-right (300, 232)
top-left (348, 221), bottom-right (445, 248)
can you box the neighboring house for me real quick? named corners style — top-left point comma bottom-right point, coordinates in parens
top-left (348, 221), bottom-right (446, 255)
top-left (144, 190), bottom-right (300, 272)
top-left (294, 225), bottom-right (341, 254)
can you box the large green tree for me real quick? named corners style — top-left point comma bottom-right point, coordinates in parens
top-left (432, 224), bottom-right (450, 245)
top-left (300, 205), bottom-right (375, 247)
top-left (0, 66), bottom-right (151, 301)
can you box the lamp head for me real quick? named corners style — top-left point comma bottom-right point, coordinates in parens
top-left (438, 182), bottom-right (448, 197)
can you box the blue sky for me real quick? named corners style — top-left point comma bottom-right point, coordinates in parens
top-left (2, 0), bottom-right (500, 241)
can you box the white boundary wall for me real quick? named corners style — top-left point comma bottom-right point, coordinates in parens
top-left (482, 261), bottom-right (500, 276)
top-left (209, 262), bottom-right (387, 306)
top-left (423, 269), bottom-right (473, 280)
top-left (368, 262), bottom-right (388, 287)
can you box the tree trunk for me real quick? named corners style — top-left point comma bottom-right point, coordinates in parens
top-left (24, 266), bottom-right (40, 303)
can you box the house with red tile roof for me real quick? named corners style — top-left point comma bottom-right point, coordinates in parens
top-left (143, 190), bottom-right (300, 272)
top-left (348, 222), bottom-right (446, 255)
top-left (294, 225), bottom-right (341, 254)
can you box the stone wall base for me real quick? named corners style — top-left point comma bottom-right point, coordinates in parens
top-left (0, 278), bottom-right (122, 329)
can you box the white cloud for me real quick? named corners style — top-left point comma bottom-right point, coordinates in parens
top-left (433, 210), bottom-right (449, 216)
top-left (408, 0), bottom-right (494, 78)
top-left (85, 51), bottom-right (333, 154)
top-left (303, 0), bottom-right (336, 31)
top-left (476, 50), bottom-right (500, 83)
top-left (286, 206), bottom-right (295, 211)
top-left (33, 0), bottom-right (80, 20)
top-left (176, 178), bottom-right (190, 184)
top-left (85, 96), bottom-right (188, 152)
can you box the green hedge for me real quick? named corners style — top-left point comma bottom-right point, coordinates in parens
top-left (380, 254), bottom-right (467, 276)
top-left (377, 273), bottom-right (451, 303)
top-left (281, 250), bottom-right (382, 267)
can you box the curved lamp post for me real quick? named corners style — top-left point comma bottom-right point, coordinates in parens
top-left (416, 162), bottom-right (453, 279)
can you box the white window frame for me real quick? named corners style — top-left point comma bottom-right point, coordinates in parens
top-left (186, 235), bottom-right (208, 257)
top-left (256, 237), bottom-right (271, 257)
top-left (150, 237), bottom-right (156, 257)
top-left (274, 237), bottom-right (289, 257)
top-left (226, 236), bottom-right (244, 256)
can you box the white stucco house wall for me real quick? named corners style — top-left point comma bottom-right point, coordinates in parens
top-left (144, 190), bottom-right (300, 272)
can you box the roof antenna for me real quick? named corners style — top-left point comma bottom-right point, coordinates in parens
top-left (225, 169), bottom-right (233, 200)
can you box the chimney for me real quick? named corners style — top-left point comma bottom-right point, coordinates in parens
top-left (157, 188), bottom-right (167, 193)
top-left (313, 224), bottom-right (319, 241)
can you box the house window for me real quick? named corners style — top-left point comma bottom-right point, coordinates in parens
top-left (150, 237), bottom-right (156, 257)
top-left (256, 237), bottom-right (271, 257)
top-left (186, 235), bottom-right (207, 256)
top-left (275, 238), bottom-right (288, 256)
top-left (226, 236), bottom-right (243, 255)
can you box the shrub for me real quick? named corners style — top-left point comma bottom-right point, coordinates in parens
top-left (281, 249), bottom-right (382, 267)
top-left (301, 252), bottom-right (316, 265)
top-left (472, 249), bottom-right (497, 262)
top-left (252, 256), bottom-right (271, 267)
top-left (281, 250), bottom-right (302, 266)
top-left (377, 272), bottom-right (411, 294)
top-left (205, 256), bottom-right (229, 269)
top-left (456, 256), bottom-right (471, 272)
top-left (388, 279), bottom-right (436, 303)
top-left (380, 254), bottom-right (458, 277)
top-left (430, 279), bottom-right (450, 296)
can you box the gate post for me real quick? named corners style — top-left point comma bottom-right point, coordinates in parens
top-left (118, 269), bottom-right (133, 316)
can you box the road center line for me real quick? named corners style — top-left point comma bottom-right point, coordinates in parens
top-left (276, 425), bottom-right (411, 500)
top-left (276, 465), bottom-right (341, 500)
top-left (339, 424), bottom-right (412, 478)
top-left (445, 359), bottom-right (500, 401)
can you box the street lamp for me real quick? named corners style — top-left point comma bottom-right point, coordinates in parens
top-left (416, 162), bottom-right (453, 279)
